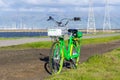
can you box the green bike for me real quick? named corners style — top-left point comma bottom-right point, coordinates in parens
top-left (47, 16), bottom-right (82, 74)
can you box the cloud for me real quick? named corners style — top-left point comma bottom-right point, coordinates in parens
top-left (0, 0), bottom-right (119, 12)
top-left (109, 0), bottom-right (120, 4)
top-left (23, 0), bottom-right (52, 4)
top-left (0, 0), bottom-right (9, 7)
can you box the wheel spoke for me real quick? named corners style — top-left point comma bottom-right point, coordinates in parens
top-left (71, 41), bottom-right (80, 69)
top-left (49, 42), bottom-right (64, 74)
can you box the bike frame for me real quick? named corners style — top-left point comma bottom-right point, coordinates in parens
top-left (58, 34), bottom-right (80, 61)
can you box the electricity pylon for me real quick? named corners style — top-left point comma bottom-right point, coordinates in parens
top-left (87, 0), bottom-right (96, 33)
top-left (103, 0), bottom-right (111, 32)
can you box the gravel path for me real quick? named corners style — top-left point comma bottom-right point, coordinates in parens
top-left (0, 33), bottom-right (120, 47)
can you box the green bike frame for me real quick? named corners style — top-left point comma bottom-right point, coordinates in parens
top-left (58, 35), bottom-right (81, 61)
top-left (50, 31), bottom-right (82, 74)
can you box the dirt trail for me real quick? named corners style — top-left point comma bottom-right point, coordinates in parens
top-left (0, 40), bottom-right (120, 80)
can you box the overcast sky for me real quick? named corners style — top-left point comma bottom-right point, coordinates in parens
top-left (0, 0), bottom-right (119, 29)
top-left (0, 0), bottom-right (120, 13)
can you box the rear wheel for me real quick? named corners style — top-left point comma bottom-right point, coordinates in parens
top-left (49, 42), bottom-right (64, 74)
top-left (71, 40), bottom-right (80, 69)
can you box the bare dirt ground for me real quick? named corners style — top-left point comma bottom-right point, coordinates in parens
top-left (0, 40), bottom-right (120, 80)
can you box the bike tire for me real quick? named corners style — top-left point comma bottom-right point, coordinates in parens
top-left (71, 40), bottom-right (80, 69)
top-left (49, 42), bottom-right (64, 74)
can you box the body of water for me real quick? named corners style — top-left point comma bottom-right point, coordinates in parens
top-left (0, 32), bottom-right (47, 37)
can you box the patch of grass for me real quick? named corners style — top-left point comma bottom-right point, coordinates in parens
top-left (0, 41), bottom-right (53, 51)
top-left (46, 48), bottom-right (120, 80)
top-left (82, 35), bottom-right (120, 45)
top-left (0, 35), bottom-right (120, 50)
top-left (0, 37), bottom-right (20, 40)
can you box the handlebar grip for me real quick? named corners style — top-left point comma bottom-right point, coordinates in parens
top-left (47, 16), bottom-right (54, 21)
top-left (74, 17), bottom-right (81, 21)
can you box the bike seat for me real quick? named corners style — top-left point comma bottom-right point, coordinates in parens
top-left (68, 29), bottom-right (78, 33)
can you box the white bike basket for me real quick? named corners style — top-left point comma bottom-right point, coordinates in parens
top-left (48, 29), bottom-right (63, 36)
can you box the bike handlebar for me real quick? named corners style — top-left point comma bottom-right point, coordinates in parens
top-left (47, 16), bottom-right (81, 27)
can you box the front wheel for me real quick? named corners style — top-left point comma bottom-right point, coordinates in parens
top-left (49, 42), bottom-right (64, 74)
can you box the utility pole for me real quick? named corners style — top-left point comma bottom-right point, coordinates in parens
top-left (103, 0), bottom-right (111, 32)
top-left (87, 0), bottom-right (96, 33)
